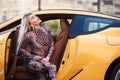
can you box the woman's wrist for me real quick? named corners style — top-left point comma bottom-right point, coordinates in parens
top-left (33, 56), bottom-right (43, 61)
top-left (40, 57), bottom-right (43, 60)
top-left (46, 57), bottom-right (50, 61)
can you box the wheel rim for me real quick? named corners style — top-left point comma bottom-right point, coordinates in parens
top-left (115, 69), bottom-right (120, 80)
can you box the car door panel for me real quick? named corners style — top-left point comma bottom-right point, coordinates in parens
top-left (107, 28), bottom-right (120, 45)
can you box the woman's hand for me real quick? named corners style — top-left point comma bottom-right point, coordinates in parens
top-left (41, 58), bottom-right (49, 64)
top-left (33, 56), bottom-right (42, 61)
top-left (46, 57), bottom-right (50, 61)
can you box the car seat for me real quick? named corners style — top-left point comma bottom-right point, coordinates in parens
top-left (50, 18), bottom-right (70, 70)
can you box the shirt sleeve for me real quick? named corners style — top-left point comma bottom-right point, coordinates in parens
top-left (44, 26), bottom-right (55, 58)
top-left (20, 32), bottom-right (34, 59)
top-left (46, 41), bottom-right (54, 58)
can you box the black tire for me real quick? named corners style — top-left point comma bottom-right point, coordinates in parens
top-left (110, 63), bottom-right (120, 80)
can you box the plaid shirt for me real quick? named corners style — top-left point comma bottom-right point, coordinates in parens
top-left (20, 26), bottom-right (54, 59)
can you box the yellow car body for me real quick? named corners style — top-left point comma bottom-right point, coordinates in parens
top-left (0, 9), bottom-right (120, 80)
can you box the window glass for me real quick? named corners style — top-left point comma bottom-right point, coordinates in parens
top-left (41, 19), bottom-right (72, 36)
top-left (84, 17), bottom-right (113, 32)
top-left (41, 19), bottom-right (61, 36)
top-left (69, 15), bottom-right (118, 38)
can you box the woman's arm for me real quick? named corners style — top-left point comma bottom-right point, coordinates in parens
top-left (46, 42), bottom-right (54, 59)
top-left (43, 26), bottom-right (55, 60)
top-left (20, 32), bottom-right (34, 59)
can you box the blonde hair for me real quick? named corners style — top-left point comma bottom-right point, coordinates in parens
top-left (16, 13), bottom-right (32, 55)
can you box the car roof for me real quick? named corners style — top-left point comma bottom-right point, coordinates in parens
top-left (34, 9), bottom-right (120, 19)
top-left (0, 9), bottom-right (120, 29)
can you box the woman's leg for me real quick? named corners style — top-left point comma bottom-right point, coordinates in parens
top-left (28, 60), bottom-right (45, 80)
top-left (28, 60), bottom-right (44, 71)
top-left (28, 60), bottom-right (56, 80)
top-left (45, 62), bottom-right (56, 80)
top-left (37, 73), bottom-right (46, 80)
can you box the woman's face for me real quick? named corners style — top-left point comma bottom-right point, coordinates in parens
top-left (28, 14), bottom-right (41, 26)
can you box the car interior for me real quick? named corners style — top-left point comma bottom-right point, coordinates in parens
top-left (4, 14), bottom-right (74, 80)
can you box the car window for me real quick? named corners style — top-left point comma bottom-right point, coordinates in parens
top-left (69, 16), bottom-right (115, 38)
top-left (41, 19), bottom-right (72, 36)
top-left (41, 19), bottom-right (61, 36)
top-left (84, 17), bottom-right (113, 32)
top-left (88, 22), bottom-right (109, 31)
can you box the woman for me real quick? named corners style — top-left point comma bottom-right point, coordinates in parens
top-left (16, 13), bottom-right (56, 80)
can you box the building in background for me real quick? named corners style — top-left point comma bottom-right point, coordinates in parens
top-left (114, 0), bottom-right (120, 16)
top-left (100, 0), bottom-right (120, 16)
top-left (101, 0), bottom-right (114, 14)
top-left (0, 0), bottom-right (38, 22)
top-left (0, 0), bottom-right (119, 22)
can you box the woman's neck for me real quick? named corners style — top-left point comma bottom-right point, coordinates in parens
top-left (34, 25), bottom-right (40, 30)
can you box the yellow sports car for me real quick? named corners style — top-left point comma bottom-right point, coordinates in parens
top-left (0, 9), bottom-right (120, 80)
